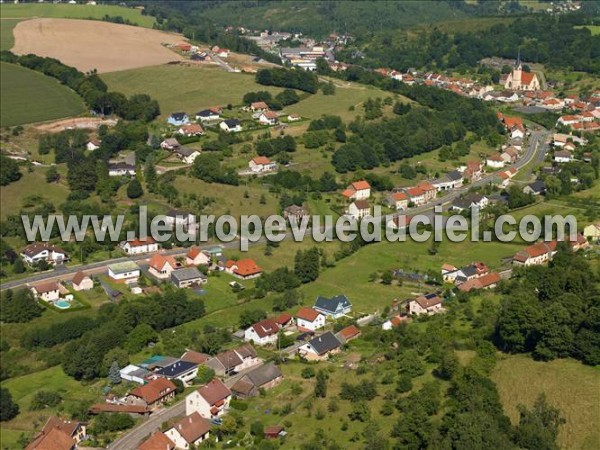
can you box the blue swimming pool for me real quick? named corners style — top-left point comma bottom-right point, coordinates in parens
top-left (55, 300), bottom-right (71, 309)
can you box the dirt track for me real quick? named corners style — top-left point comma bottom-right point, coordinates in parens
top-left (12, 18), bottom-right (184, 73)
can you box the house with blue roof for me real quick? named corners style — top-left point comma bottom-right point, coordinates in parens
top-left (313, 294), bottom-right (352, 319)
top-left (167, 112), bottom-right (190, 126)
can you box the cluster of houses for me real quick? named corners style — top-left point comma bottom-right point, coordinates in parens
top-left (167, 107), bottom-right (243, 134)
top-left (511, 234), bottom-right (589, 266)
top-left (441, 261), bottom-right (502, 293)
top-left (24, 416), bottom-right (87, 450)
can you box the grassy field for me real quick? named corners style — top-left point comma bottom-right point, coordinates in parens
top-left (575, 25), bottom-right (600, 36)
top-left (0, 18), bottom-right (20, 51)
top-left (0, 62), bottom-right (85, 127)
top-left (102, 65), bottom-right (284, 118)
top-left (492, 355), bottom-right (600, 450)
top-left (0, 3), bottom-right (155, 27)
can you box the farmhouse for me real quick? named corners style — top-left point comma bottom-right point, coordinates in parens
top-left (513, 241), bottom-right (557, 266)
top-left (186, 247), bottom-right (211, 266)
top-left (341, 180), bottom-right (371, 200)
top-left (167, 112), bottom-right (189, 126)
top-left (409, 293), bottom-right (443, 315)
top-left (299, 331), bottom-right (342, 361)
top-left (21, 242), bottom-right (68, 265)
top-left (196, 109), bottom-right (221, 122)
top-left (244, 318), bottom-right (280, 346)
top-left (346, 200), bottom-right (371, 220)
top-left (230, 362), bottom-right (283, 398)
top-left (177, 123), bottom-right (204, 137)
top-left (138, 431), bottom-right (175, 450)
top-left (249, 156), bottom-right (277, 173)
top-left (24, 416), bottom-right (86, 450)
top-left (126, 378), bottom-right (176, 409)
top-left (220, 119), bottom-right (242, 133)
top-left (121, 237), bottom-right (159, 255)
top-left (186, 378), bottom-right (232, 418)
top-left (72, 271), bottom-right (93, 291)
top-left (314, 294), bottom-right (352, 319)
top-left (296, 307), bottom-right (326, 331)
top-left (108, 261), bottom-right (140, 283)
top-left (205, 344), bottom-right (261, 376)
top-left (165, 413), bottom-right (212, 449)
top-left (258, 111), bottom-right (279, 125)
top-left (148, 254), bottom-right (180, 279)
top-left (225, 258), bottom-right (262, 279)
top-left (171, 267), bottom-right (207, 288)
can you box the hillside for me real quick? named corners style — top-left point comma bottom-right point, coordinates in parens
top-left (0, 62), bottom-right (85, 127)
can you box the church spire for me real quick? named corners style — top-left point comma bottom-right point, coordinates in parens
top-left (516, 48), bottom-right (521, 68)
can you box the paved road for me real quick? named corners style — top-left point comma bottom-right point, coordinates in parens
top-left (210, 52), bottom-right (235, 72)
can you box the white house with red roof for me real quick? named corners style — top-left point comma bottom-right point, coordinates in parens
top-left (386, 192), bottom-right (409, 210)
top-left (186, 378), bottom-right (232, 418)
top-left (258, 111), bottom-right (279, 125)
top-left (342, 180), bottom-right (371, 200)
top-left (148, 254), bottom-right (180, 279)
top-left (31, 282), bottom-right (61, 302)
top-left (165, 413), bottom-right (212, 449)
top-left (225, 258), bottom-right (262, 279)
top-left (486, 154), bottom-right (505, 169)
top-left (186, 247), bottom-right (210, 266)
top-left (249, 156), bottom-right (277, 173)
top-left (244, 318), bottom-right (280, 346)
top-left (296, 307), bottom-right (326, 331)
top-left (404, 186), bottom-right (427, 206)
top-left (408, 293), bottom-right (444, 316)
top-left (513, 241), bottom-right (558, 266)
top-left (120, 237), bottom-right (159, 255)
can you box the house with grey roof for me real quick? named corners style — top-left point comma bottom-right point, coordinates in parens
top-left (171, 267), bottom-right (206, 288)
top-left (230, 362), bottom-right (283, 398)
top-left (298, 331), bottom-right (342, 361)
top-left (313, 294), bottom-right (352, 319)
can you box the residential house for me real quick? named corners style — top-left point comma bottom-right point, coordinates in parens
top-left (382, 315), bottom-right (407, 330)
top-left (557, 115), bottom-right (581, 127)
top-left (583, 223), bottom-right (600, 241)
top-left (31, 282), bottom-right (60, 302)
top-left (554, 150), bottom-right (573, 163)
top-left (275, 312), bottom-right (294, 329)
top-left (249, 156), bottom-right (277, 173)
top-left (86, 139), bottom-right (101, 151)
top-left (296, 307), bottom-right (326, 331)
top-left (72, 271), bottom-right (93, 291)
top-left (513, 241), bottom-right (557, 266)
top-left (432, 171), bottom-right (463, 191)
top-left (386, 192), bottom-right (409, 210)
top-left (298, 331), bottom-right (342, 361)
top-left (125, 378), bottom-right (177, 409)
top-left (186, 378), bottom-right (232, 418)
top-left (457, 272), bottom-right (501, 292)
top-left (165, 413), bottom-right (212, 449)
top-left (181, 350), bottom-right (210, 365)
top-left (21, 242), bottom-right (68, 265)
top-left (417, 181), bottom-right (437, 201)
top-left (186, 247), bottom-right (211, 266)
top-left (205, 345), bottom-right (261, 376)
top-left (486, 154), bottom-right (505, 168)
top-left (523, 180), bottom-right (546, 196)
top-left (174, 147), bottom-right (201, 164)
top-left (408, 293), bottom-right (444, 315)
top-left (341, 180), bottom-right (371, 200)
top-left (165, 209), bottom-right (194, 228)
top-left (284, 204), bottom-right (309, 221)
top-left (231, 362), bottom-right (284, 398)
top-left (167, 112), bottom-right (189, 126)
top-left (313, 294), bottom-right (352, 319)
top-left (148, 254), bottom-right (180, 279)
top-left (451, 194), bottom-right (489, 212)
top-left (121, 238), bottom-right (159, 255)
top-left (258, 111), bottom-right (279, 125)
top-left (108, 261), bottom-right (140, 283)
top-left (503, 62), bottom-right (541, 91)
top-left (510, 125), bottom-right (525, 140)
top-left (155, 360), bottom-right (199, 385)
top-left (463, 161), bottom-right (484, 182)
top-left (335, 325), bottom-right (361, 344)
top-left (441, 263), bottom-right (459, 282)
top-left (195, 109), bottom-right (220, 122)
top-left (244, 318), bottom-right (280, 346)
top-left (171, 267), bottom-right (207, 288)
top-left (346, 200), bottom-right (371, 220)
top-left (225, 258), bottom-right (262, 279)
top-left (161, 138), bottom-right (180, 150)
top-left (138, 431), bottom-right (175, 450)
top-left (220, 119), bottom-right (242, 133)
top-left (25, 416), bottom-right (86, 450)
top-left (541, 98), bottom-right (564, 111)
top-left (404, 186), bottom-right (427, 206)
top-left (250, 101), bottom-right (269, 112)
top-left (287, 113), bottom-right (301, 122)
top-left (177, 124), bottom-right (204, 137)
top-left (108, 162), bottom-right (136, 177)
top-left (213, 46), bottom-right (230, 58)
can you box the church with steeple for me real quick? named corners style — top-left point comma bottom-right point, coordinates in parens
top-left (503, 52), bottom-right (541, 91)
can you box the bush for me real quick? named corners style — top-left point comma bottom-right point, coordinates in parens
top-left (301, 367), bottom-right (316, 379)
top-left (230, 399), bottom-right (248, 411)
top-left (29, 390), bottom-right (62, 411)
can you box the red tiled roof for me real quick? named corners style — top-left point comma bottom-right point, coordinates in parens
top-left (25, 427), bottom-right (74, 450)
top-left (275, 313), bottom-right (292, 326)
top-left (417, 181), bottom-right (436, 192)
top-left (521, 71), bottom-right (535, 85)
top-left (252, 156), bottom-right (271, 165)
top-left (341, 188), bottom-right (354, 198)
top-left (251, 101), bottom-right (269, 109)
top-left (503, 116), bottom-right (523, 129)
top-left (351, 180), bottom-right (370, 190)
top-left (406, 187), bottom-right (425, 197)
top-left (338, 325), bottom-right (361, 340)
top-left (197, 378), bottom-right (231, 406)
top-left (127, 237), bottom-right (156, 247)
top-left (391, 192), bottom-right (408, 201)
top-left (251, 318), bottom-right (280, 338)
top-left (232, 258), bottom-right (262, 277)
top-left (262, 111), bottom-right (279, 119)
top-left (414, 294), bottom-right (442, 309)
top-left (72, 271), bottom-right (88, 286)
top-left (33, 282), bottom-right (59, 293)
top-left (149, 254), bottom-right (178, 272)
top-left (181, 350), bottom-right (210, 365)
top-left (130, 378), bottom-right (176, 405)
top-left (170, 412), bottom-right (211, 444)
top-left (186, 246), bottom-right (202, 259)
top-left (296, 307), bottom-right (321, 322)
top-left (180, 124), bottom-right (204, 134)
top-left (138, 431), bottom-right (175, 450)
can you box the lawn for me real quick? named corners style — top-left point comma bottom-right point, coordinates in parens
top-left (575, 25), bottom-right (600, 36)
top-left (492, 355), bottom-right (600, 450)
top-left (101, 65), bottom-right (285, 118)
top-left (0, 62), bottom-right (86, 127)
top-left (0, 3), bottom-right (155, 27)
top-left (0, 18), bottom-right (20, 51)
